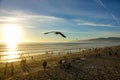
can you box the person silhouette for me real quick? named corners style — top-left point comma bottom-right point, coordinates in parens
top-left (43, 60), bottom-right (47, 70)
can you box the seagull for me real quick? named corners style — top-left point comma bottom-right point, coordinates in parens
top-left (44, 31), bottom-right (66, 38)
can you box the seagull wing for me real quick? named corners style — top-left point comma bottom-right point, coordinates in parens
top-left (59, 32), bottom-right (66, 38)
top-left (44, 32), bottom-right (53, 34)
top-left (44, 31), bottom-right (67, 38)
top-left (44, 32), bottom-right (49, 34)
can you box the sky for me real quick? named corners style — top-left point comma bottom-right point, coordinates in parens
top-left (0, 0), bottom-right (120, 42)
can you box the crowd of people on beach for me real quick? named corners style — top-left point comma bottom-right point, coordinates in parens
top-left (1, 45), bottom-right (120, 80)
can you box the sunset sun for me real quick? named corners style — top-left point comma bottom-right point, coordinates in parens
top-left (3, 24), bottom-right (22, 49)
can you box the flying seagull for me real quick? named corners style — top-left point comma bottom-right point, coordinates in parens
top-left (44, 31), bottom-right (66, 38)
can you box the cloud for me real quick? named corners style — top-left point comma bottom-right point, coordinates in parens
top-left (78, 22), bottom-right (112, 27)
top-left (95, 0), bottom-right (119, 25)
top-left (0, 12), bottom-right (63, 23)
top-left (0, 10), bottom-right (66, 29)
top-left (110, 13), bottom-right (119, 25)
top-left (95, 0), bottom-right (106, 9)
top-left (74, 19), bottom-right (113, 27)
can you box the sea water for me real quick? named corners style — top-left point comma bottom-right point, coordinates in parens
top-left (0, 42), bottom-right (120, 63)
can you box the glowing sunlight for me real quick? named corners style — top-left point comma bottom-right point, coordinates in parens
top-left (2, 24), bottom-right (22, 62)
top-left (3, 24), bottom-right (22, 49)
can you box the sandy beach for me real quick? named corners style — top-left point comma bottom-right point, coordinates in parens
top-left (0, 45), bottom-right (119, 80)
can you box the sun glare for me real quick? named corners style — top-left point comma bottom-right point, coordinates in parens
top-left (3, 24), bottom-right (22, 49)
top-left (2, 24), bottom-right (22, 62)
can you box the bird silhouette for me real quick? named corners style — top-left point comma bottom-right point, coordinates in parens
top-left (44, 31), bottom-right (66, 38)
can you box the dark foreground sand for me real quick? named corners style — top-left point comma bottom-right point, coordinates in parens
top-left (0, 45), bottom-right (120, 80)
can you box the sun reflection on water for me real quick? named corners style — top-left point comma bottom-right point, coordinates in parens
top-left (6, 48), bottom-right (19, 62)
top-left (2, 43), bottom-right (20, 62)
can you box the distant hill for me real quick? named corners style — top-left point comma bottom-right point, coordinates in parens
top-left (75, 37), bottom-right (120, 42)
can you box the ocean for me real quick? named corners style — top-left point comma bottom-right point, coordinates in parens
top-left (0, 42), bottom-right (120, 63)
